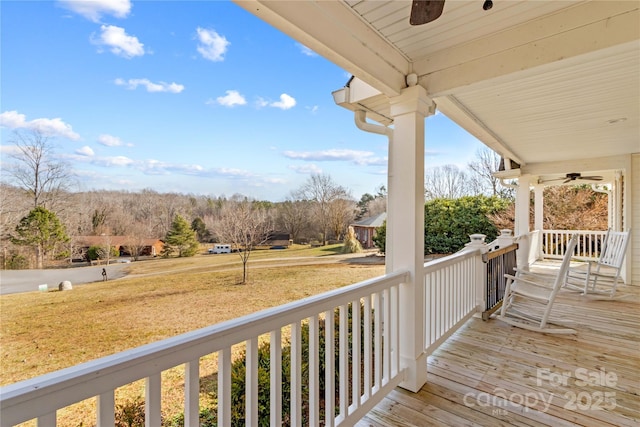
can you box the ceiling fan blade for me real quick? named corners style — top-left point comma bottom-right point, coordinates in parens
top-left (578, 176), bottom-right (603, 181)
top-left (563, 178), bottom-right (572, 184)
top-left (410, 0), bottom-right (445, 25)
top-left (539, 177), bottom-right (563, 183)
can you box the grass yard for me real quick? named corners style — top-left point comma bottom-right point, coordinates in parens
top-left (0, 246), bottom-right (384, 426)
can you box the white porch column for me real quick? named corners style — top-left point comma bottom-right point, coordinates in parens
top-left (534, 184), bottom-right (544, 260)
top-left (387, 85), bottom-right (434, 392)
top-left (515, 175), bottom-right (532, 270)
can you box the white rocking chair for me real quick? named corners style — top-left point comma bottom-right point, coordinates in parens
top-left (564, 229), bottom-right (630, 298)
top-left (498, 234), bottom-right (578, 334)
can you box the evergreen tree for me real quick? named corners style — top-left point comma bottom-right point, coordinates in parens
top-left (191, 217), bottom-right (210, 242)
top-left (163, 214), bottom-right (200, 257)
top-left (11, 206), bottom-right (70, 268)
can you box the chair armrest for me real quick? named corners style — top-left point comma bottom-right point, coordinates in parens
top-left (504, 274), bottom-right (554, 289)
top-left (512, 268), bottom-right (554, 279)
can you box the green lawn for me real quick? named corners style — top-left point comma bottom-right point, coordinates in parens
top-left (1, 245), bottom-right (383, 384)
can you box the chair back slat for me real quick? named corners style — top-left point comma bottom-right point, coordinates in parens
top-left (554, 235), bottom-right (579, 290)
top-left (598, 230), bottom-right (630, 268)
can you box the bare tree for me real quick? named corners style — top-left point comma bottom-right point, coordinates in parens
top-left (123, 222), bottom-right (156, 261)
top-left (213, 199), bottom-right (272, 284)
top-left (328, 197), bottom-right (356, 242)
top-left (424, 164), bottom-right (471, 199)
top-left (4, 129), bottom-right (73, 209)
top-left (467, 147), bottom-right (513, 198)
top-left (276, 196), bottom-right (312, 243)
top-left (296, 174), bottom-right (350, 245)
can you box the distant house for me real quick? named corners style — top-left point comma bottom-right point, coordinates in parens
top-left (265, 232), bottom-right (293, 248)
top-left (73, 236), bottom-right (164, 258)
top-left (352, 212), bottom-right (386, 249)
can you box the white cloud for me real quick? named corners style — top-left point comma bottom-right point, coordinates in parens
top-left (283, 149), bottom-right (374, 162)
top-left (58, 0), bottom-right (131, 22)
top-left (215, 167), bottom-right (255, 178)
top-left (263, 177), bottom-right (287, 184)
top-left (270, 94), bottom-right (296, 110)
top-left (196, 27), bottom-right (229, 61)
top-left (255, 97), bottom-right (269, 108)
top-left (101, 155), bottom-right (135, 167)
top-left (92, 25), bottom-right (145, 58)
top-left (297, 43), bottom-right (318, 57)
top-left (98, 134), bottom-right (128, 147)
top-left (306, 105), bottom-right (319, 114)
top-left (0, 110), bottom-right (80, 140)
top-left (0, 145), bottom-right (21, 155)
top-left (115, 78), bottom-right (184, 93)
top-left (289, 164), bottom-right (323, 174)
top-left (0, 110), bottom-right (27, 128)
top-left (76, 146), bottom-right (95, 156)
top-left (215, 90), bottom-right (247, 107)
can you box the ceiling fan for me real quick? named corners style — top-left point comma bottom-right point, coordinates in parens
top-left (540, 172), bottom-right (604, 184)
top-left (410, 0), bottom-right (493, 26)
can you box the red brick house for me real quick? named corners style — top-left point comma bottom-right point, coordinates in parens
top-left (352, 212), bottom-right (386, 249)
top-left (73, 236), bottom-right (164, 259)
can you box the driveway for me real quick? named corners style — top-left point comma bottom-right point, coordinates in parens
top-left (0, 263), bottom-right (129, 295)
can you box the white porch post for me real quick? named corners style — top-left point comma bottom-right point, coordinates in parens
top-left (515, 175), bottom-right (532, 270)
top-left (387, 85), bottom-right (434, 392)
top-left (534, 184), bottom-right (544, 260)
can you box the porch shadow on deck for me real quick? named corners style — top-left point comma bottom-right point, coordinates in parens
top-left (358, 264), bottom-right (640, 427)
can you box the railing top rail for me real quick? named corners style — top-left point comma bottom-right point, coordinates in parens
top-left (1, 270), bottom-right (409, 423)
top-left (543, 229), bottom-right (608, 234)
top-left (424, 247), bottom-right (481, 273)
top-left (485, 243), bottom-right (518, 260)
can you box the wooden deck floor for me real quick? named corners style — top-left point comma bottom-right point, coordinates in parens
top-left (357, 267), bottom-right (640, 427)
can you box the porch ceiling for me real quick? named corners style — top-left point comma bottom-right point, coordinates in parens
top-left (234, 0), bottom-right (639, 174)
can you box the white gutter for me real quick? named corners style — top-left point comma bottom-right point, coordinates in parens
top-left (500, 178), bottom-right (518, 189)
top-left (354, 110), bottom-right (393, 138)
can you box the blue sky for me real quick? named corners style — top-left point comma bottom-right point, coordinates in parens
top-left (0, 0), bottom-right (485, 202)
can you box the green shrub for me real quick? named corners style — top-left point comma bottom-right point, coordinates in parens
top-left (165, 303), bottom-right (373, 426)
top-left (424, 195), bottom-right (510, 254)
top-left (341, 226), bottom-right (363, 254)
top-left (87, 245), bottom-right (119, 261)
top-left (372, 221), bottom-right (386, 254)
top-left (4, 253), bottom-right (29, 270)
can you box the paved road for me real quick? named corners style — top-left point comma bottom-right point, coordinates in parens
top-left (0, 263), bottom-right (130, 295)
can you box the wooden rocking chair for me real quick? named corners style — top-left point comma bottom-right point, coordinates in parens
top-left (498, 234), bottom-right (578, 334)
top-left (564, 229), bottom-right (630, 298)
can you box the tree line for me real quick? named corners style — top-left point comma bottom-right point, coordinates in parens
top-left (1, 129), bottom-right (606, 271)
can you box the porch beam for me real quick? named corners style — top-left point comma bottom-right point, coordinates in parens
top-left (522, 154), bottom-right (631, 176)
top-left (417, 3), bottom-right (639, 96)
top-left (387, 85), bottom-right (435, 392)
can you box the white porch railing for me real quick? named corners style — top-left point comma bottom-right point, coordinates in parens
top-left (0, 272), bottom-right (408, 427)
top-left (1, 244), bottom-right (494, 427)
top-left (542, 229), bottom-right (607, 260)
top-left (424, 248), bottom-right (483, 355)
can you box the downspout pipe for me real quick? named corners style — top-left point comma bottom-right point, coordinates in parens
top-left (354, 110), bottom-right (393, 138)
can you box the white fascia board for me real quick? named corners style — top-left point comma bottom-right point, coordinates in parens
top-left (233, 0), bottom-right (408, 97)
top-left (348, 78), bottom-right (384, 103)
